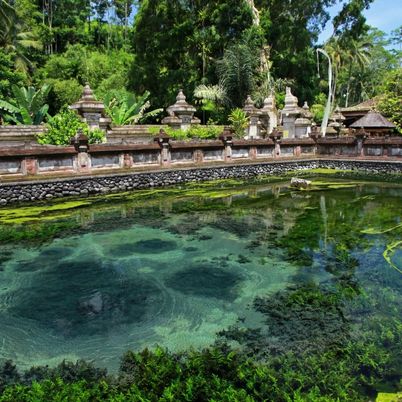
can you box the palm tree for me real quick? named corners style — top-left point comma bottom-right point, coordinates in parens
top-left (216, 42), bottom-right (259, 107)
top-left (324, 36), bottom-right (372, 107)
top-left (343, 38), bottom-right (371, 106)
top-left (0, 0), bottom-right (42, 72)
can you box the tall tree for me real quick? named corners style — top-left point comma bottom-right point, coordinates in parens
top-left (130, 0), bottom-right (253, 108)
top-left (0, 0), bottom-right (42, 72)
top-left (254, 0), bottom-right (337, 103)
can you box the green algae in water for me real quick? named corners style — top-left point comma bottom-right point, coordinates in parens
top-left (0, 178), bottom-right (400, 396)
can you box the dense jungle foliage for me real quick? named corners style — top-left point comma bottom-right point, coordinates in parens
top-left (0, 0), bottom-right (400, 127)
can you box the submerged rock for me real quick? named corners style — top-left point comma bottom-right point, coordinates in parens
top-left (290, 177), bottom-right (312, 189)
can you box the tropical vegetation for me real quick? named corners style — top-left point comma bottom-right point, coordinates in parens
top-left (0, 0), bottom-right (400, 130)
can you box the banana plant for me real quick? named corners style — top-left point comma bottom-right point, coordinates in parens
top-left (104, 90), bottom-right (162, 125)
top-left (0, 84), bottom-right (51, 125)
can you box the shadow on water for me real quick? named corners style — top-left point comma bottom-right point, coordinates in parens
top-left (8, 259), bottom-right (167, 337)
top-left (165, 262), bottom-right (242, 301)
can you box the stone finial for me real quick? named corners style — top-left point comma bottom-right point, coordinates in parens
top-left (262, 94), bottom-right (276, 111)
top-left (330, 106), bottom-right (346, 124)
top-left (269, 127), bottom-right (283, 141)
top-left (302, 101), bottom-right (313, 119)
top-left (243, 95), bottom-right (256, 114)
top-left (328, 106), bottom-right (345, 135)
top-left (355, 127), bottom-right (368, 139)
top-left (162, 90), bottom-right (200, 130)
top-left (70, 128), bottom-right (89, 152)
top-left (166, 89), bottom-right (197, 116)
top-left (154, 128), bottom-right (171, 145)
top-left (82, 83), bottom-right (96, 101)
top-left (176, 89), bottom-right (186, 103)
top-left (283, 87), bottom-right (299, 113)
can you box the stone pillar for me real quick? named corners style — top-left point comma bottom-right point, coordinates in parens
top-left (309, 126), bottom-right (321, 155)
top-left (260, 94), bottom-right (278, 135)
top-left (249, 146), bottom-right (257, 159)
top-left (123, 153), bottom-right (133, 168)
top-left (243, 95), bottom-right (261, 139)
top-left (295, 102), bottom-right (313, 138)
top-left (24, 158), bottom-right (37, 175)
top-left (71, 130), bottom-right (91, 173)
top-left (355, 128), bottom-right (368, 157)
top-left (220, 130), bottom-right (233, 162)
top-left (269, 128), bottom-right (283, 158)
top-left (194, 149), bottom-right (203, 164)
top-left (154, 129), bottom-right (171, 166)
top-left (281, 87), bottom-right (300, 138)
top-left (76, 152), bottom-right (90, 173)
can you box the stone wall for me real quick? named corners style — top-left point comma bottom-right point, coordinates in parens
top-left (0, 125), bottom-right (45, 148)
top-left (1, 135), bottom-right (401, 180)
top-left (0, 159), bottom-right (401, 205)
top-left (0, 138), bottom-right (318, 177)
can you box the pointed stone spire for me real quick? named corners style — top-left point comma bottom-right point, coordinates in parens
top-left (243, 95), bottom-right (257, 114)
top-left (282, 87), bottom-right (299, 113)
top-left (82, 83), bottom-right (96, 101)
top-left (261, 93), bottom-right (278, 135)
top-left (69, 83), bottom-right (111, 131)
top-left (162, 89), bottom-right (200, 131)
top-left (262, 93), bottom-right (275, 112)
top-left (302, 101), bottom-right (313, 119)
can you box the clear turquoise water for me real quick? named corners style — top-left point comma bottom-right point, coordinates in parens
top-left (0, 179), bottom-right (401, 371)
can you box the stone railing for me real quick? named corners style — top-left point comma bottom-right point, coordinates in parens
top-left (0, 133), bottom-right (401, 179)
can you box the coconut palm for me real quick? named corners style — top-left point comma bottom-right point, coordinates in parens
top-left (324, 36), bottom-right (372, 107)
top-left (0, 0), bottom-right (42, 72)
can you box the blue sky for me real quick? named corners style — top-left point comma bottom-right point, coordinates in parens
top-left (318, 0), bottom-right (402, 43)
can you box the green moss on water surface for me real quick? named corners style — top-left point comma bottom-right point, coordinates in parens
top-left (0, 200), bottom-right (91, 224)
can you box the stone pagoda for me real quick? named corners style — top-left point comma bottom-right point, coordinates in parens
top-left (260, 94), bottom-right (278, 136)
top-left (243, 95), bottom-right (261, 139)
top-left (70, 84), bottom-right (111, 132)
top-left (281, 87), bottom-right (300, 138)
top-left (162, 90), bottom-right (200, 131)
top-left (327, 106), bottom-right (346, 136)
top-left (294, 101), bottom-right (313, 138)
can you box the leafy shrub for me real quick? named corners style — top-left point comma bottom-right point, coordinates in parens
top-left (0, 340), bottom-right (397, 401)
top-left (311, 93), bottom-right (327, 125)
top-left (104, 89), bottom-right (163, 125)
top-left (38, 107), bottom-right (105, 145)
top-left (228, 108), bottom-right (249, 138)
top-left (89, 128), bottom-right (106, 144)
top-left (148, 125), bottom-right (223, 140)
top-left (377, 68), bottom-right (402, 134)
top-left (45, 78), bottom-right (82, 115)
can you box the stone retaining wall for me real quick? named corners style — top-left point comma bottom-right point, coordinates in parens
top-left (0, 159), bottom-right (401, 205)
